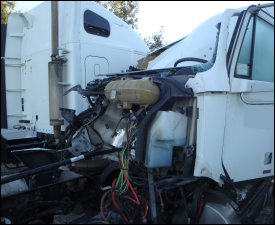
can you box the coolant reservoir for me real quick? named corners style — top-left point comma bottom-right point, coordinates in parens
top-left (145, 111), bottom-right (188, 168)
top-left (104, 78), bottom-right (160, 108)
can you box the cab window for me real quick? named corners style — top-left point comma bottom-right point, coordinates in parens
top-left (84, 10), bottom-right (110, 37)
top-left (235, 15), bottom-right (274, 82)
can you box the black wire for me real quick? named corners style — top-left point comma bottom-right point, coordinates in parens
top-left (111, 115), bottom-right (128, 138)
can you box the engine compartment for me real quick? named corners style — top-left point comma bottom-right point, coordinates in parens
top-left (1, 71), bottom-right (274, 224)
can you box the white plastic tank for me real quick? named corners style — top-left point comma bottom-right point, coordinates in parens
top-left (145, 110), bottom-right (188, 168)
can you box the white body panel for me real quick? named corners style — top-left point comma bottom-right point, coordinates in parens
top-left (194, 94), bottom-right (227, 181)
top-left (222, 94), bottom-right (274, 181)
top-left (4, 1), bottom-right (149, 133)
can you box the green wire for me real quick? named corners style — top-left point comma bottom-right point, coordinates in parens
top-left (115, 121), bottom-right (138, 195)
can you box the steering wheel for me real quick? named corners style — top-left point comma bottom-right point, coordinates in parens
top-left (174, 57), bottom-right (208, 67)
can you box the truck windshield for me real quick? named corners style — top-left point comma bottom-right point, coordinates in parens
top-left (139, 12), bottom-right (238, 72)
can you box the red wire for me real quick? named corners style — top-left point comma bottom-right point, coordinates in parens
top-left (196, 196), bottom-right (205, 223)
top-left (122, 169), bottom-right (141, 205)
top-left (112, 178), bottom-right (129, 223)
top-left (122, 195), bottom-right (137, 203)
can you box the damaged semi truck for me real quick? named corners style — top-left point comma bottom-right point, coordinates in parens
top-left (1, 2), bottom-right (274, 224)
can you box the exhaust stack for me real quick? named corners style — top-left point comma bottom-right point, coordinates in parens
top-left (48, 1), bottom-right (64, 142)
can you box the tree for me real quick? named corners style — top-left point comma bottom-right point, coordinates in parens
top-left (1, 1), bottom-right (15, 24)
top-left (96, 1), bottom-right (139, 29)
top-left (144, 26), bottom-right (166, 51)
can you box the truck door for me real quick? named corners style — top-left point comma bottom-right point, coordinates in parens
top-left (223, 6), bottom-right (274, 182)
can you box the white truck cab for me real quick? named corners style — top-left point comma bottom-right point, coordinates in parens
top-left (3, 1), bottom-right (148, 133)
top-left (142, 3), bottom-right (274, 184)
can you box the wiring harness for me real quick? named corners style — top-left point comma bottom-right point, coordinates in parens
top-left (100, 120), bottom-right (148, 223)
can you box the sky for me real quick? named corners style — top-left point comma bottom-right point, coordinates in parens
top-left (14, 1), bottom-right (273, 44)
